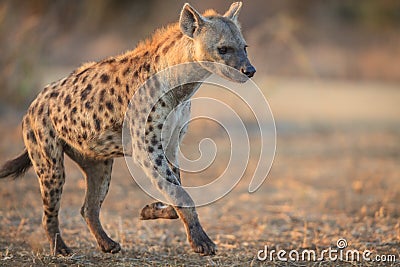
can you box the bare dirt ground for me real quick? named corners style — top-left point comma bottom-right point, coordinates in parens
top-left (0, 77), bottom-right (399, 266)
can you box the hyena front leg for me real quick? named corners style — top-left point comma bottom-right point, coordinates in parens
top-left (139, 125), bottom-right (185, 221)
top-left (22, 116), bottom-right (71, 256)
top-left (64, 147), bottom-right (120, 253)
top-left (140, 147), bottom-right (216, 255)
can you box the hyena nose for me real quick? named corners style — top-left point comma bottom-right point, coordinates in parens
top-left (241, 65), bottom-right (256, 78)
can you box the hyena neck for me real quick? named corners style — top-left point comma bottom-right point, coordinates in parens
top-left (128, 23), bottom-right (212, 102)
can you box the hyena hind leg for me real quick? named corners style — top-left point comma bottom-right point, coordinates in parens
top-left (23, 118), bottom-right (71, 256)
top-left (65, 147), bottom-right (121, 253)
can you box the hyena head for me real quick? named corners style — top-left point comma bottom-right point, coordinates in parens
top-left (180, 2), bottom-right (256, 83)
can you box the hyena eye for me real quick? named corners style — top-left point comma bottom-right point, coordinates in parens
top-left (218, 46), bottom-right (228, 55)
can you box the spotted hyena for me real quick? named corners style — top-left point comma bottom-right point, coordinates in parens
top-left (0, 2), bottom-right (255, 256)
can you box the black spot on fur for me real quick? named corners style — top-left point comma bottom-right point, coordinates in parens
top-left (44, 180), bottom-right (50, 188)
top-left (105, 101), bottom-right (114, 111)
top-left (166, 176), bottom-right (178, 185)
top-left (166, 169), bottom-right (172, 176)
top-left (117, 95), bottom-right (123, 104)
top-left (81, 84), bottom-right (92, 101)
top-left (143, 63), bottom-right (150, 73)
top-left (38, 104), bottom-right (44, 115)
top-left (162, 42), bottom-right (172, 54)
top-left (61, 79), bottom-right (67, 86)
top-left (120, 57), bottom-right (128, 63)
top-left (172, 166), bottom-right (178, 174)
top-left (28, 131), bottom-right (37, 144)
top-left (100, 74), bottom-right (109, 83)
top-left (71, 107), bottom-right (77, 113)
top-left (95, 119), bottom-right (101, 131)
top-left (61, 126), bottom-right (68, 134)
top-left (50, 92), bottom-right (59, 98)
top-left (123, 67), bottom-right (130, 76)
top-left (125, 84), bottom-right (130, 94)
top-left (115, 77), bottom-right (121, 85)
top-left (102, 58), bottom-right (116, 64)
top-left (147, 115), bottom-right (152, 122)
top-left (85, 102), bottom-right (92, 110)
top-left (49, 130), bottom-right (55, 138)
top-left (151, 137), bottom-right (158, 146)
top-left (76, 66), bottom-right (90, 77)
top-left (99, 89), bottom-right (106, 102)
top-left (148, 146), bottom-right (154, 153)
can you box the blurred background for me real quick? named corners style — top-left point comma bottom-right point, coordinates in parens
top-left (0, 1), bottom-right (399, 265)
top-left (0, 0), bottom-right (399, 107)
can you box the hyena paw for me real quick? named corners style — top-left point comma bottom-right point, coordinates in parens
top-left (140, 202), bottom-right (179, 220)
top-left (188, 226), bottom-right (217, 256)
top-left (52, 239), bottom-right (73, 256)
top-left (99, 239), bottom-right (121, 254)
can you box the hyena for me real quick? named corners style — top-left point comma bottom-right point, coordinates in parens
top-left (0, 2), bottom-right (255, 256)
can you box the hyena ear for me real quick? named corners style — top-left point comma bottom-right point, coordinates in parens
top-left (179, 3), bottom-right (206, 38)
top-left (223, 2), bottom-right (242, 22)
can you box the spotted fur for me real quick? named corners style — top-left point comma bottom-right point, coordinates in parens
top-left (0, 2), bottom-right (255, 256)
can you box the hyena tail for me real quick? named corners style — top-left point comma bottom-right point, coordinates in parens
top-left (0, 149), bottom-right (32, 179)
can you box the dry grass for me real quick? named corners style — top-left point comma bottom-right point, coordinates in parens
top-left (0, 77), bottom-right (399, 266)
